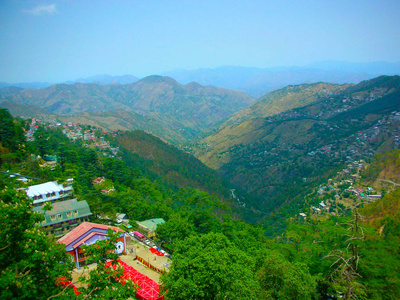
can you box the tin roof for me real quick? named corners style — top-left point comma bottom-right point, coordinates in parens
top-left (32, 199), bottom-right (92, 226)
top-left (137, 218), bottom-right (165, 230)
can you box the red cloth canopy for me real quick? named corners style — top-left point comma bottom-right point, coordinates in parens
top-left (114, 259), bottom-right (164, 300)
top-left (149, 247), bottom-right (164, 256)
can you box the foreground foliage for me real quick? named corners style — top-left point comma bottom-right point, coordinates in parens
top-left (162, 232), bottom-right (261, 300)
top-left (0, 188), bottom-right (73, 299)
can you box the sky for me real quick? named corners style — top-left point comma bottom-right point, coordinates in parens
top-left (1, 0), bottom-right (400, 83)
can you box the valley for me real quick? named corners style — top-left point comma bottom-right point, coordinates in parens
top-left (1, 75), bottom-right (400, 299)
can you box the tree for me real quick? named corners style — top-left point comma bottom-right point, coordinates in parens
top-left (161, 232), bottom-right (260, 300)
top-left (0, 109), bottom-right (25, 152)
top-left (0, 188), bottom-right (73, 299)
top-left (156, 210), bottom-right (196, 250)
top-left (256, 250), bottom-right (317, 300)
top-left (323, 209), bottom-right (366, 299)
top-left (0, 109), bottom-right (26, 166)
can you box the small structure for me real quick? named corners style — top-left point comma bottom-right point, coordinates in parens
top-left (135, 247), bottom-right (171, 274)
top-left (32, 198), bottom-right (92, 237)
top-left (92, 177), bottom-right (103, 185)
top-left (26, 180), bottom-right (74, 207)
top-left (58, 222), bottom-right (126, 269)
top-left (116, 213), bottom-right (129, 224)
top-left (137, 218), bottom-right (165, 238)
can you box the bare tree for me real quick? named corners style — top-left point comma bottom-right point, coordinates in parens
top-left (324, 208), bottom-right (365, 299)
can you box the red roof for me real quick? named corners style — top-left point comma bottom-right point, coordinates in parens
top-left (58, 222), bottom-right (124, 247)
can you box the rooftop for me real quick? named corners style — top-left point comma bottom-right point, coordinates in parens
top-left (58, 222), bottom-right (124, 248)
top-left (32, 199), bottom-right (92, 226)
top-left (137, 218), bottom-right (165, 230)
top-left (26, 181), bottom-right (72, 197)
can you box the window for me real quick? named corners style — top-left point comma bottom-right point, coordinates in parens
top-left (46, 193), bottom-right (51, 197)
top-left (57, 213), bottom-right (62, 219)
top-left (50, 215), bottom-right (56, 221)
top-left (66, 211), bottom-right (72, 217)
top-left (73, 210), bottom-right (78, 215)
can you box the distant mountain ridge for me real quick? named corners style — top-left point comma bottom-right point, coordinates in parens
top-left (1, 76), bottom-right (254, 144)
top-left (163, 62), bottom-right (400, 96)
top-left (64, 74), bottom-right (139, 85)
top-left (1, 61), bottom-right (399, 93)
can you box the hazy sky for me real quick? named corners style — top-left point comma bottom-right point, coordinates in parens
top-left (1, 0), bottom-right (399, 83)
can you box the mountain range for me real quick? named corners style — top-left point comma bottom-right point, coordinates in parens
top-left (0, 76), bottom-right (254, 144)
top-left (1, 61), bottom-right (399, 95)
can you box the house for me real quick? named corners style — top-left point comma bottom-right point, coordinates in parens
top-left (26, 180), bottom-right (74, 207)
top-left (32, 199), bottom-right (92, 237)
top-left (116, 213), bottom-right (129, 224)
top-left (92, 177), bottom-right (104, 185)
top-left (57, 222), bottom-right (126, 268)
top-left (137, 218), bottom-right (165, 238)
top-left (40, 160), bottom-right (58, 170)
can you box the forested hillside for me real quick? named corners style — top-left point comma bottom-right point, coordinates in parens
top-left (194, 76), bottom-right (400, 216)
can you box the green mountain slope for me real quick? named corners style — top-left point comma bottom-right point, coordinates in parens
top-left (2, 106), bottom-right (400, 299)
top-left (114, 130), bottom-right (231, 199)
top-left (194, 76), bottom-right (400, 212)
top-left (222, 82), bottom-right (350, 127)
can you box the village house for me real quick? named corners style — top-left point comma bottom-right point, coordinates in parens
top-left (25, 180), bottom-right (74, 207)
top-left (137, 218), bottom-right (165, 238)
top-left (32, 198), bottom-right (92, 237)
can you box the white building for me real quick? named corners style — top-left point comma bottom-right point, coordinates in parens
top-left (26, 180), bottom-right (74, 207)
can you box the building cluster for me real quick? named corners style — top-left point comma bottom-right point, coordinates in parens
top-left (24, 180), bottom-right (92, 237)
top-left (299, 158), bottom-right (383, 220)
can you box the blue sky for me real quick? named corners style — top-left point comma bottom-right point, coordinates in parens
top-left (1, 0), bottom-right (399, 83)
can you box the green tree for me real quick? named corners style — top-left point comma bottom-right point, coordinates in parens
top-left (256, 250), bottom-right (317, 300)
top-left (0, 109), bottom-right (25, 152)
top-left (0, 188), bottom-right (73, 299)
top-left (161, 232), bottom-right (260, 300)
top-left (156, 210), bottom-right (196, 249)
